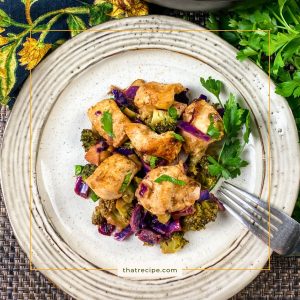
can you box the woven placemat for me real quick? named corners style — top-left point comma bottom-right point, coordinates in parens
top-left (1, 7), bottom-right (300, 299)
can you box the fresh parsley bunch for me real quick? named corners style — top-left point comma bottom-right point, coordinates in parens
top-left (200, 77), bottom-right (251, 180)
top-left (207, 0), bottom-right (300, 135)
top-left (207, 0), bottom-right (300, 220)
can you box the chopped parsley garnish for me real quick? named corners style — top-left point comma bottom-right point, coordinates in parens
top-left (172, 132), bottom-right (185, 142)
top-left (75, 165), bottom-right (83, 176)
top-left (90, 190), bottom-right (100, 202)
top-left (207, 114), bottom-right (221, 139)
top-left (149, 156), bottom-right (158, 169)
top-left (200, 76), bottom-right (223, 107)
top-left (154, 175), bottom-right (186, 186)
top-left (207, 92), bottom-right (251, 179)
top-left (119, 172), bottom-right (132, 193)
top-left (101, 110), bottom-right (114, 138)
top-left (168, 106), bottom-right (178, 119)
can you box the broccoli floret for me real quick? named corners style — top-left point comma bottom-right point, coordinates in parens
top-left (92, 206), bottom-right (105, 225)
top-left (160, 232), bottom-right (188, 254)
top-left (182, 200), bottom-right (218, 231)
top-left (97, 197), bottom-right (133, 230)
top-left (145, 109), bottom-right (177, 133)
top-left (81, 129), bottom-right (100, 151)
top-left (188, 155), bottom-right (218, 190)
top-left (81, 164), bottom-right (97, 180)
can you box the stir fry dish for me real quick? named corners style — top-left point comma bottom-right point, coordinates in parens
top-left (74, 77), bottom-right (251, 253)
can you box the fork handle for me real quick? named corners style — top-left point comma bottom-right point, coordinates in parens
top-left (285, 227), bottom-right (300, 256)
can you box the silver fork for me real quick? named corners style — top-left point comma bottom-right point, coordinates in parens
top-left (218, 181), bottom-right (300, 256)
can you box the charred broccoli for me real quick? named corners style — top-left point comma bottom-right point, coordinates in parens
top-left (182, 200), bottom-right (218, 231)
top-left (92, 205), bottom-right (105, 225)
top-left (188, 155), bottom-right (218, 190)
top-left (145, 109), bottom-right (177, 133)
top-left (97, 194), bottom-right (134, 230)
top-left (160, 232), bottom-right (188, 253)
top-left (81, 164), bottom-right (97, 180)
top-left (81, 129), bottom-right (100, 151)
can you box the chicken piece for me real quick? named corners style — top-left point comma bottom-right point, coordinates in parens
top-left (136, 162), bottom-right (200, 215)
top-left (87, 99), bottom-right (131, 147)
top-left (124, 123), bottom-right (182, 162)
top-left (86, 153), bottom-right (140, 200)
top-left (173, 101), bottom-right (187, 117)
top-left (129, 79), bottom-right (145, 87)
top-left (181, 100), bottom-right (224, 162)
top-left (134, 82), bottom-right (186, 120)
top-left (85, 145), bottom-right (112, 166)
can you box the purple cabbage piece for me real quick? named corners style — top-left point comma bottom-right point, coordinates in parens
top-left (140, 211), bottom-right (153, 229)
top-left (210, 193), bottom-right (226, 211)
top-left (177, 121), bottom-right (211, 142)
top-left (74, 176), bottom-right (89, 199)
top-left (141, 160), bottom-right (151, 173)
top-left (166, 219), bottom-right (182, 235)
top-left (151, 218), bottom-right (169, 234)
top-left (114, 225), bottom-right (133, 241)
top-left (175, 89), bottom-right (189, 104)
top-left (98, 221), bottom-right (115, 236)
top-left (96, 140), bottom-right (109, 153)
top-left (133, 118), bottom-right (143, 124)
top-left (125, 86), bottom-right (139, 100)
top-left (151, 218), bottom-right (182, 235)
top-left (199, 189), bottom-right (210, 201)
top-left (115, 147), bottom-right (135, 155)
top-left (199, 94), bottom-right (208, 101)
top-left (130, 205), bottom-right (145, 232)
top-left (156, 158), bottom-right (167, 167)
top-left (111, 89), bottom-right (130, 107)
top-left (136, 229), bottom-right (161, 245)
top-left (139, 183), bottom-right (148, 197)
top-left (172, 206), bottom-right (196, 219)
top-left (217, 108), bottom-right (225, 117)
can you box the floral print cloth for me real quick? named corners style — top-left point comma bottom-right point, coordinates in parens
top-left (0, 0), bottom-right (148, 107)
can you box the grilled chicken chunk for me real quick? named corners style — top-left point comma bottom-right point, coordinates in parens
top-left (135, 163), bottom-right (200, 216)
top-left (87, 99), bottom-right (131, 147)
top-left (172, 101), bottom-right (187, 117)
top-left (181, 100), bottom-right (224, 161)
top-left (124, 123), bottom-right (182, 162)
top-left (134, 82), bottom-right (186, 120)
top-left (86, 153), bottom-right (140, 200)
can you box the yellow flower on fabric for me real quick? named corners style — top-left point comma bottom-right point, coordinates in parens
top-left (0, 28), bottom-right (9, 46)
top-left (18, 37), bottom-right (52, 70)
top-left (95, 0), bottom-right (148, 18)
top-left (0, 35), bottom-right (9, 46)
top-left (0, 67), bottom-right (6, 78)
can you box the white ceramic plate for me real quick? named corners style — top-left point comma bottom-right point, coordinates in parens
top-left (1, 16), bottom-right (299, 300)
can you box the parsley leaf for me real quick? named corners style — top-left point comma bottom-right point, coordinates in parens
top-left (89, 2), bottom-right (113, 26)
top-left (207, 91), bottom-right (251, 179)
top-left (200, 76), bottom-right (223, 107)
top-left (168, 106), bottom-right (178, 119)
top-left (149, 156), bottom-right (158, 169)
top-left (119, 172), bottom-right (132, 193)
top-left (208, 140), bottom-right (248, 179)
top-left (243, 111), bottom-right (251, 144)
top-left (75, 165), bottom-right (83, 176)
top-left (207, 114), bottom-right (221, 139)
top-left (276, 71), bottom-right (300, 98)
top-left (101, 110), bottom-right (114, 138)
top-left (90, 190), bottom-right (100, 202)
top-left (223, 94), bottom-right (247, 142)
top-left (154, 175), bottom-right (186, 186)
top-left (172, 132), bottom-right (185, 142)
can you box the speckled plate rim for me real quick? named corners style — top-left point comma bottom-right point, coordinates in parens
top-left (1, 15), bottom-right (299, 300)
